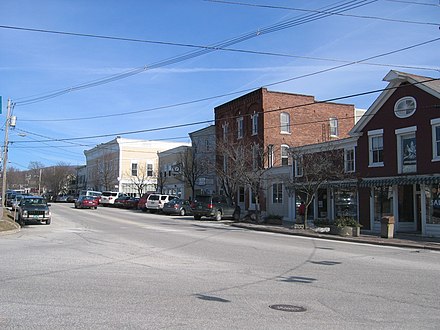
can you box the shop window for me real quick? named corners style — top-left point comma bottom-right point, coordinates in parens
top-left (334, 189), bottom-right (357, 219)
top-left (373, 186), bottom-right (393, 223)
top-left (426, 184), bottom-right (440, 224)
top-left (396, 127), bottom-right (417, 174)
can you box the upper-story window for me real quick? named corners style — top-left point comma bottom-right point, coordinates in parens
top-left (329, 117), bottom-right (339, 137)
top-left (251, 113), bottom-right (258, 135)
top-left (131, 162), bottom-right (138, 176)
top-left (147, 163), bottom-right (153, 176)
top-left (394, 96), bottom-right (416, 118)
top-left (368, 129), bottom-right (384, 167)
top-left (252, 144), bottom-right (260, 170)
top-left (267, 144), bottom-right (274, 168)
top-left (280, 112), bottom-right (291, 134)
top-left (344, 148), bottom-right (355, 173)
top-left (294, 155), bottom-right (303, 177)
top-left (222, 122), bottom-right (229, 142)
top-left (205, 139), bottom-right (210, 151)
top-left (281, 144), bottom-right (290, 166)
top-left (237, 117), bottom-right (244, 139)
top-left (432, 118), bottom-right (440, 161)
top-left (396, 126), bottom-right (417, 174)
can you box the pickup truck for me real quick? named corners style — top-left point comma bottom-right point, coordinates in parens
top-left (16, 196), bottom-right (51, 226)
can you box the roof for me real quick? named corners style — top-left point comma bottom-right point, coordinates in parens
top-left (349, 70), bottom-right (440, 136)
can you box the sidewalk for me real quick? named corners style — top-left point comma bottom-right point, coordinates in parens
top-left (230, 222), bottom-right (440, 251)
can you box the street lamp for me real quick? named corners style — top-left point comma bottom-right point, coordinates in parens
top-left (2, 99), bottom-right (16, 208)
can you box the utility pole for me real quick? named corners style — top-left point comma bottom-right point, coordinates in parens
top-left (2, 99), bottom-right (14, 209)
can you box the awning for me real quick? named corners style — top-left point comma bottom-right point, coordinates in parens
top-left (359, 175), bottom-right (440, 187)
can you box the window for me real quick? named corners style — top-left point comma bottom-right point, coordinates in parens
top-left (237, 117), bottom-right (244, 139)
top-left (344, 148), bottom-right (355, 173)
top-left (251, 113), bottom-right (258, 135)
top-left (280, 112), bottom-right (291, 133)
top-left (272, 183), bottom-right (283, 204)
top-left (281, 144), bottom-right (289, 166)
top-left (238, 186), bottom-right (245, 203)
top-left (205, 139), bottom-right (210, 151)
top-left (252, 144), bottom-right (260, 169)
top-left (394, 96), bottom-right (416, 118)
top-left (147, 163), bottom-right (153, 176)
top-left (431, 118), bottom-right (440, 161)
top-left (396, 126), bottom-right (416, 174)
top-left (267, 144), bottom-right (274, 168)
top-left (294, 155), bottom-right (303, 177)
top-left (222, 122), bottom-right (229, 142)
top-left (368, 129), bottom-right (384, 167)
top-left (329, 117), bottom-right (338, 137)
top-left (373, 186), bottom-right (393, 223)
top-left (131, 163), bottom-right (138, 176)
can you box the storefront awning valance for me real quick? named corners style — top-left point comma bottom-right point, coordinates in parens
top-left (359, 175), bottom-right (440, 187)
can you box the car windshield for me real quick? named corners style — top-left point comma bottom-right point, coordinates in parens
top-left (149, 195), bottom-right (160, 200)
top-left (22, 198), bottom-right (46, 206)
top-left (83, 196), bottom-right (95, 201)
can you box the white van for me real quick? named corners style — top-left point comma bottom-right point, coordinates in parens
top-left (100, 191), bottom-right (124, 206)
top-left (79, 190), bottom-right (102, 198)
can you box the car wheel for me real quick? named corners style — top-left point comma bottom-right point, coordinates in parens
top-left (94, 206), bottom-right (97, 209)
top-left (180, 208), bottom-right (186, 216)
top-left (194, 215), bottom-right (201, 220)
top-left (46, 219), bottom-right (51, 225)
top-left (233, 210), bottom-right (240, 221)
top-left (214, 210), bottom-right (222, 221)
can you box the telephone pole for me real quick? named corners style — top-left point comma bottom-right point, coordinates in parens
top-left (2, 99), bottom-right (15, 209)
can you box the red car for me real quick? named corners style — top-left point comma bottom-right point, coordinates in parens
top-left (74, 196), bottom-right (99, 209)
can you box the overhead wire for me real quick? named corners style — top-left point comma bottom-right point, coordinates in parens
top-left (11, 0), bottom-right (376, 106)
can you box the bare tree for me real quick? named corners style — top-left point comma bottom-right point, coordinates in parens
top-left (28, 161), bottom-right (44, 194)
top-left (287, 146), bottom-right (348, 228)
top-left (6, 166), bottom-right (26, 191)
top-left (177, 147), bottom-right (210, 200)
top-left (125, 163), bottom-right (154, 197)
top-left (42, 162), bottom-right (75, 198)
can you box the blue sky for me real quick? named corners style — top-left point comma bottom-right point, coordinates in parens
top-left (0, 0), bottom-right (438, 169)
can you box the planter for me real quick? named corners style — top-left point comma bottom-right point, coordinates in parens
top-left (330, 225), bottom-right (360, 237)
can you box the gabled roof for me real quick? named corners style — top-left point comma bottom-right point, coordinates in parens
top-left (349, 70), bottom-right (440, 136)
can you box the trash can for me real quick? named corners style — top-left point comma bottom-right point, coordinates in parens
top-left (381, 216), bottom-right (395, 238)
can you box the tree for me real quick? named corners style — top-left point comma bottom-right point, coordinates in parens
top-left (178, 147), bottom-right (210, 200)
top-left (28, 161), bottom-right (44, 194)
top-left (42, 162), bottom-right (75, 198)
top-left (125, 163), bottom-right (154, 197)
top-left (287, 145), bottom-right (348, 229)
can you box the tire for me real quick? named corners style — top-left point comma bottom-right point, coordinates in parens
top-left (179, 208), bottom-right (186, 216)
top-left (214, 210), bottom-right (222, 221)
top-left (233, 210), bottom-right (240, 221)
top-left (46, 219), bottom-right (51, 225)
top-left (194, 215), bottom-right (202, 220)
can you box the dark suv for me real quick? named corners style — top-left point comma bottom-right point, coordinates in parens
top-left (16, 196), bottom-right (51, 226)
top-left (191, 195), bottom-right (240, 221)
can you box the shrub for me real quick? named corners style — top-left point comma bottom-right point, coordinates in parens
top-left (314, 218), bottom-right (331, 227)
top-left (334, 217), bottom-right (361, 228)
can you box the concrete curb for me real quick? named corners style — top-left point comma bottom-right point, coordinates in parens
top-left (230, 222), bottom-right (440, 251)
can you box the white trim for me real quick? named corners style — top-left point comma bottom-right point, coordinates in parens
top-left (368, 128), bottom-right (384, 136)
top-left (395, 126), bottom-right (417, 135)
top-left (394, 96), bottom-right (417, 118)
top-left (431, 119), bottom-right (440, 162)
top-left (368, 131), bottom-right (384, 167)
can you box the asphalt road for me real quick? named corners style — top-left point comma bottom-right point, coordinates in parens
top-left (1, 203), bottom-right (439, 329)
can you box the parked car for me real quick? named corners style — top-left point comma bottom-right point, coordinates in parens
top-left (74, 196), bottom-right (99, 209)
top-left (191, 195), bottom-right (240, 221)
top-left (16, 196), bottom-right (51, 225)
top-left (146, 194), bottom-right (178, 212)
top-left (138, 192), bottom-right (155, 212)
top-left (162, 198), bottom-right (192, 216)
top-left (100, 191), bottom-right (124, 206)
top-left (113, 195), bottom-right (139, 209)
top-left (11, 194), bottom-right (25, 211)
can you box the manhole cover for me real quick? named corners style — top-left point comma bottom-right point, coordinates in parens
top-left (269, 304), bottom-right (307, 313)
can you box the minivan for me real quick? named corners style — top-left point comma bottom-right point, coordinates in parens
top-left (100, 191), bottom-right (125, 206)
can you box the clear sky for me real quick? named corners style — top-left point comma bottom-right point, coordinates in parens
top-left (0, 0), bottom-right (438, 169)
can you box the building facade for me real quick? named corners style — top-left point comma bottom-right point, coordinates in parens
top-left (84, 137), bottom-right (190, 196)
top-left (214, 87), bottom-right (360, 213)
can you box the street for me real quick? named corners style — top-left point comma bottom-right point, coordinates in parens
top-left (1, 204), bottom-right (439, 329)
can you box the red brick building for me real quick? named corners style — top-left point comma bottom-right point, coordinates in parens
top-left (214, 87), bottom-right (360, 212)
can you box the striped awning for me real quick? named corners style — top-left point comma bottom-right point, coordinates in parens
top-left (359, 175), bottom-right (440, 187)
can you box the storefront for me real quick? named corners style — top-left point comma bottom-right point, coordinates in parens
top-left (360, 175), bottom-right (440, 237)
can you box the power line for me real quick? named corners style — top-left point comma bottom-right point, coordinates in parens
top-left (11, 0), bottom-right (376, 106)
top-left (10, 77), bottom-right (438, 144)
top-left (205, 0), bottom-right (439, 26)
top-left (18, 37), bottom-right (440, 123)
top-left (383, 0), bottom-right (440, 7)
